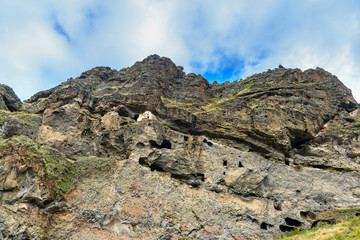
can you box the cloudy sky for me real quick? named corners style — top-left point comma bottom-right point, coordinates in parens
top-left (0, 0), bottom-right (360, 101)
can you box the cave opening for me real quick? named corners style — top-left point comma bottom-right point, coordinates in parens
top-left (203, 138), bottom-right (213, 147)
top-left (300, 211), bottom-right (316, 220)
top-left (285, 217), bottom-right (302, 227)
top-left (160, 140), bottom-right (172, 149)
top-left (279, 225), bottom-right (294, 232)
top-left (150, 162), bottom-right (165, 172)
top-left (150, 140), bottom-right (172, 149)
top-left (260, 222), bottom-right (272, 230)
top-left (138, 157), bottom-right (148, 166)
top-left (274, 202), bottom-right (282, 211)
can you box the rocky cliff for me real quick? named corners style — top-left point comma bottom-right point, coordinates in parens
top-left (0, 55), bottom-right (359, 239)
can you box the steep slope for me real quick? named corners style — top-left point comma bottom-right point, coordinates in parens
top-left (0, 55), bottom-right (359, 239)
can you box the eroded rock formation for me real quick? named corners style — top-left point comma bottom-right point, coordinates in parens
top-left (0, 55), bottom-right (359, 239)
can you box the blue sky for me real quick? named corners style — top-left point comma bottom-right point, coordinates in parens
top-left (0, 0), bottom-right (360, 102)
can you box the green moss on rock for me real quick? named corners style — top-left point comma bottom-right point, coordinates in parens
top-left (317, 208), bottom-right (360, 224)
top-left (0, 135), bottom-right (115, 198)
top-left (57, 156), bottom-right (114, 195)
top-left (0, 135), bottom-right (70, 197)
top-left (0, 109), bottom-right (41, 127)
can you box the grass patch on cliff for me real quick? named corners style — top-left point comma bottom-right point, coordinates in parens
top-left (91, 85), bottom-right (146, 98)
top-left (7, 111), bottom-right (38, 118)
top-left (200, 98), bottom-right (228, 113)
top-left (198, 80), bottom-right (261, 114)
top-left (276, 209), bottom-right (360, 240)
top-left (46, 155), bottom-right (114, 197)
top-left (354, 118), bottom-right (360, 127)
top-left (245, 81), bottom-right (256, 89)
top-left (161, 97), bottom-right (194, 112)
top-left (198, 89), bottom-right (248, 113)
top-left (317, 208), bottom-right (360, 223)
top-left (0, 109), bottom-right (40, 126)
top-left (326, 121), bottom-right (360, 135)
top-left (277, 216), bottom-right (360, 240)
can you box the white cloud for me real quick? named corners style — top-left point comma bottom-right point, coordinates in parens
top-left (0, 1), bottom-right (71, 99)
top-left (0, 0), bottom-right (359, 102)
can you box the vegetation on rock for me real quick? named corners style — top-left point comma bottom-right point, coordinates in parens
top-left (277, 214), bottom-right (360, 240)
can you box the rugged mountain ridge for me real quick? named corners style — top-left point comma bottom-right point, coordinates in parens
top-left (0, 55), bottom-right (359, 239)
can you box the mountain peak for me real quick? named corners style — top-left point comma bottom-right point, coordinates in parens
top-left (127, 54), bottom-right (184, 81)
top-left (141, 54), bottom-right (169, 63)
top-left (135, 54), bottom-right (179, 69)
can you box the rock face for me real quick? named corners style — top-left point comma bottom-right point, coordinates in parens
top-left (0, 55), bottom-right (359, 239)
top-left (0, 84), bottom-right (21, 111)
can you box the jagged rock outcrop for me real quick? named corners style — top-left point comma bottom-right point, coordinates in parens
top-left (0, 84), bottom-right (21, 112)
top-left (0, 55), bottom-right (359, 239)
